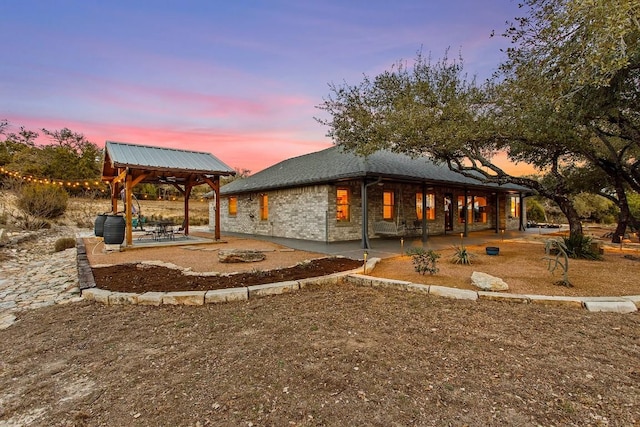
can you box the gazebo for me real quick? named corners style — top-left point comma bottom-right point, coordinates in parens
top-left (101, 141), bottom-right (235, 246)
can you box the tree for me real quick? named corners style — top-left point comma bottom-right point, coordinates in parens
top-left (318, 0), bottom-right (639, 240)
top-left (317, 52), bottom-right (587, 237)
top-left (222, 167), bottom-right (251, 185)
top-left (40, 128), bottom-right (102, 181)
top-left (526, 198), bottom-right (546, 223)
top-left (499, 0), bottom-right (640, 241)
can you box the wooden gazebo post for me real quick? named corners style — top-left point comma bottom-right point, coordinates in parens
top-left (203, 175), bottom-right (221, 240)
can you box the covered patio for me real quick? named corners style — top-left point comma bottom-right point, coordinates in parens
top-left (101, 141), bottom-right (235, 247)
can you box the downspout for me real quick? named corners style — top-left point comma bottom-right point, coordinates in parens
top-left (361, 176), bottom-right (383, 249)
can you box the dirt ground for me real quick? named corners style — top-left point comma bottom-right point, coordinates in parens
top-left (1, 285), bottom-right (638, 426)
top-left (93, 257), bottom-right (363, 293)
top-left (371, 240), bottom-right (640, 297)
top-left (1, 199), bottom-right (639, 426)
top-left (82, 229), bottom-right (640, 297)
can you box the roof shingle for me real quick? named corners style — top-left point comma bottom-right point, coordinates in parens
top-left (221, 146), bottom-right (524, 194)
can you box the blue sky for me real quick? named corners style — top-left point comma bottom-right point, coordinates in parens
top-left (1, 0), bottom-right (523, 173)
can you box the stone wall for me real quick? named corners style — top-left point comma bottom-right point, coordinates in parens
top-left (218, 185), bottom-right (330, 241)
top-left (214, 181), bottom-right (524, 242)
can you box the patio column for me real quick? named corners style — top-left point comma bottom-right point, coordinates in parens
top-left (421, 183), bottom-right (428, 242)
top-left (214, 175), bottom-right (221, 240)
top-left (125, 177), bottom-right (134, 246)
top-left (463, 188), bottom-right (469, 237)
top-left (361, 179), bottom-right (370, 249)
top-left (183, 184), bottom-right (192, 235)
top-left (519, 192), bottom-right (525, 231)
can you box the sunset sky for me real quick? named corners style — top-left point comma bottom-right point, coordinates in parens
top-left (1, 1), bottom-right (526, 174)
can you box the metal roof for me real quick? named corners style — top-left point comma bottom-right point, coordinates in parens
top-left (104, 141), bottom-right (235, 175)
top-left (220, 145), bottom-right (525, 195)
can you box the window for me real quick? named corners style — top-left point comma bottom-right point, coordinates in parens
top-left (228, 196), bottom-right (237, 217)
top-left (259, 194), bottom-right (269, 220)
top-left (416, 192), bottom-right (435, 220)
top-left (473, 196), bottom-right (487, 223)
top-left (336, 188), bottom-right (350, 222)
top-left (509, 195), bottom-right (520, 218)
top-left (383, 191), bottom-right (395, 220)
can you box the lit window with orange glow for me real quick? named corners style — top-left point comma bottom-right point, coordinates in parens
top-left (336, 188), bottom-right (350, 222)
top-left (416, 193), bottom-right (435, 220)
top-left (260, 194), bottom-right (268, 220)
top-left (228, 196), bottom-right (237, 217)
top-left (383, 191), bottom-right (395, 220)
top-left (473, 196), bottom-right (487, 223)
top-left (509, 195), bottom-right (520, 218)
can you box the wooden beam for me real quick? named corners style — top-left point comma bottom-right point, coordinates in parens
top-left (171, 182), bottom-right (186, 195)
top-left (203, 176), bottom-right (221, 240)
top-left (112, 169), bottom-right (127, 185)
top-left (125, 176), bottom-right (133, 246)
top-left (214, 176), bottom-right (221, 240)
top-left (131, 172), bottom-right (148, 187)
top-left (183, 184), bottom-right (192, 235)
top-left (110, 181), bottom-right (118, 214)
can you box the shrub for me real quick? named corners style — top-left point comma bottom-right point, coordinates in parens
top-left (17, 184), bottom-right (68, 219)
top-left (406, 248), bottom-right (440, 275)
top-left (562, 234), bottom-right (602, 260)
top-left (526, 199), bottom-right (546, 223)
top-left (54, 237), bottom-right (76, 252)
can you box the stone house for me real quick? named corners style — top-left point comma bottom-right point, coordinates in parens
top-left (211, 146), bottom-right (528, 248)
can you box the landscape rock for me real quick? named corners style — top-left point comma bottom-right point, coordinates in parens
top-left (471, 271), bottom-right (509, 291)
top-left (218, 249), bottom-right (266, 263)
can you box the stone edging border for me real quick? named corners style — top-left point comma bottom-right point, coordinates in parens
top-left (345, 274), bottom-right (640, 314)
top-left (76, 240), bottom-right (639, 314)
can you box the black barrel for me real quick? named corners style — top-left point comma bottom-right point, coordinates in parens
top-left (94, 214), bottom-right (107, 237)
top-left (103, 215), bottom-right (125, 245)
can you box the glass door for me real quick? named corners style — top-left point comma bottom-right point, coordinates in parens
top-left (444, 194), bottom-right (454, 231)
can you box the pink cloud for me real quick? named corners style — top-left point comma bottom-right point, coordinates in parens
top-left (3, 114), bottom-right (332, 174)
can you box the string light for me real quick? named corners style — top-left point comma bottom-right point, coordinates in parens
top-left (0, 166), bottom-right (106, 190)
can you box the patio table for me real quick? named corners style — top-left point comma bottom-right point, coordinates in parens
top-left (152, 220), bottom-right (176, 240)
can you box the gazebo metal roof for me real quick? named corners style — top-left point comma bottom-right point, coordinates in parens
top-left (102, 141), bottom-right (235, 184)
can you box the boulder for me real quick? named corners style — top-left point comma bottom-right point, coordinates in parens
top-left (471, 271), bottom-right (509, 291)
top-left (218, 249), bottom-right (266, 263)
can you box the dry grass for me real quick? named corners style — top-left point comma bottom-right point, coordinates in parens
top-left (63, 197), bottom-right (210, 228)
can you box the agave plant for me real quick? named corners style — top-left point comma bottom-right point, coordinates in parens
top-left (451, 245), bottom-right (475, 265)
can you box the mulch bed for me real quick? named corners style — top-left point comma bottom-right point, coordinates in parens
top-left (92, 257), bottom-right (363, 293)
